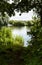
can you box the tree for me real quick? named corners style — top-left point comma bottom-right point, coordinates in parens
top-left (0, 0), bottom-right (42, 25)
top-left (0, 13), bottom-right (9, 27)
top-left (0, 1), bottom-right (42, 65)
top-left (27, 19), bottom-right (42, 65)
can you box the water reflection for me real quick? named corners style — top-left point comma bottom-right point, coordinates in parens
top-left (12, 26), bottom-right (31, 46)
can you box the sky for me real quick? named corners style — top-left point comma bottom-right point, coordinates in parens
top-left (9, 0), bottom-right (34, 21)
top-left (10, 10), bottom-right (33, 21)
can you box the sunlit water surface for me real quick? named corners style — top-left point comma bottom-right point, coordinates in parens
top-left (12, 26), bottom-right (31, 46)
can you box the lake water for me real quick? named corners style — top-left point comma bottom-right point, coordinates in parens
top-left (12, 26), bottom-right (31, 46)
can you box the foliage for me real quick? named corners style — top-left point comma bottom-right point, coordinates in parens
top-left (0, 20), bottom-right (42, 65)
top-left (0, 0), bottom-right (42, 25)
top-left (26, 17), bottom-right (40, 27)
top-left (26, 21), bottom-right (33, 26)
top-left (0, 0), bottom-right (42, 65)
top-left (9, 20), bottom-right (37, 26)
top-left (0, 14), bottom-right (9, 27)
top-left (14, 35), bottom-right (24, 46)
top-left (0, 0), bottom-right (42, 14)
top-left (0, 27), bottom-right (14, 49)
top-left (29, 25), bottom-right (42, 53)
top-left (31, 17), bottom-right (40, 26)
top-left (0, 27), bottom-right (24, 65)
top-left (27, 20), bottom-right (42, 65)
top-left (9, 20), bottom-right (25, 26)
top-left (0, 27), bottom-right (24, 50)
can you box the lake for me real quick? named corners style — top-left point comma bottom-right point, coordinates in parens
top-left (12, 26), bottom-right (31, 46)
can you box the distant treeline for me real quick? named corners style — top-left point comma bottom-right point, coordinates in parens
top-left (9, 19), bottom-right (40, 26)
top-left (0, 16), bottom-right (40, 27)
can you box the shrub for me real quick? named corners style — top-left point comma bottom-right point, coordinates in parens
top-left (0, 27), bottom-right (14, 50)
top-left (14, 35), bottom-right (24, 46)
top-left (0, 27), bottom-right (24, 50)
